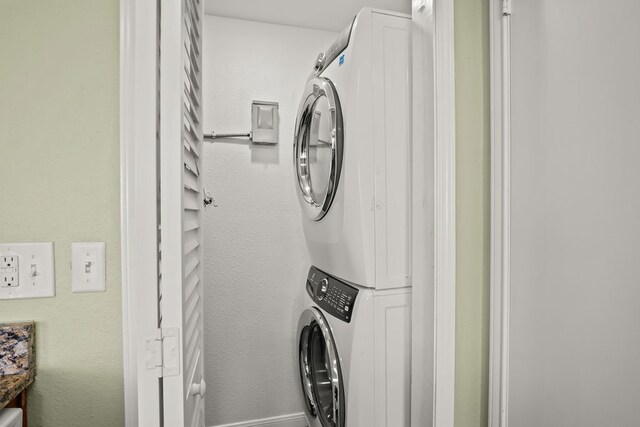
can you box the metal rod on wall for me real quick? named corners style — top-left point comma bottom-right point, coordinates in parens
top-left (204, 131), bottom-right (251, 141)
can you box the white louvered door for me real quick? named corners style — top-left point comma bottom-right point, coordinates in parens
top-left (159, 0), bottom-right (206, 425)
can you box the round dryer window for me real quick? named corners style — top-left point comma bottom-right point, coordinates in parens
top-left (294, 77), bottom-right (344, 221)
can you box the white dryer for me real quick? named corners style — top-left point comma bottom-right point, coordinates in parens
top-left (293, 8), bottom-right (413, 290)
top-left (297, 267), bottom-right (411, 427)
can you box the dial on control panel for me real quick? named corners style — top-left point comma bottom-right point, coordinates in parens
top-left (315, 278), bottom-right (329, 300)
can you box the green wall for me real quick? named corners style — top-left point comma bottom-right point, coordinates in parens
top-left (454, 0), bottom-right (491, 426)
top-left (0, 1), bottom-right (123, 426)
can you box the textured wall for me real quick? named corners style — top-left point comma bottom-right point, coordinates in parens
top-left (0, 1), bottom-right (123, 426)
top-left (454, 0), bottom-right (491, 426)
top-left (201, 15), bottom-right (337, 426)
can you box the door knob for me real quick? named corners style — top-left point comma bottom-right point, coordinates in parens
top-left (190, 379), bottom-right (207, 397)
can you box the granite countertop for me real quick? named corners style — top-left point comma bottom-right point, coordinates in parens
top-left (0, 322), bottom-right (36, 410)
top-left (0, 371), bottom-right (34, 409)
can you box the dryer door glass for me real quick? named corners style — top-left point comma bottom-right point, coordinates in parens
top-left (308, 96), bottom-right (333, 203)
top-left (309, 323), bottom-right (345, 427)
top-left (294, 77), bottom-right (343, 221)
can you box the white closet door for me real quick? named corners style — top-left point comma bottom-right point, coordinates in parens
top-left (160, 0), bottom-right (206, 425)
top-left (493, 1), bottom-right (640, 426)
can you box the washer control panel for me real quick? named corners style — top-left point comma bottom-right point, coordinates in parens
top-left (306, 266), bottom-right (358, 323)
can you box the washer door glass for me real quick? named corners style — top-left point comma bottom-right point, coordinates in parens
top-left (298, 324), bottom-right (318, 417)
top-left (294, 77), bottom-right (343, 221)
top-left (309, 322), bottom-right (345, 427)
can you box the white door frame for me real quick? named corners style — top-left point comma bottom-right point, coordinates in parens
top-left (488, 0), bottom-right (511, 426)
top-left (410, 0), bottom-right (457, 426)
top-left (432, 0), bottom-right (457, 425)
top-left (119, 1), bottom-right (457, 426)
top-left (120, 0), bottom-right (162, 425)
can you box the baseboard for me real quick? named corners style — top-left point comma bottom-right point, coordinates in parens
top-left (210, 412), bottom-right (309, 427)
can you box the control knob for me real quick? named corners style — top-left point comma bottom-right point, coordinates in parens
top-left (314, 52), bottom-right (326, 72)
top-left (315, 278), bottom-right (329, 301)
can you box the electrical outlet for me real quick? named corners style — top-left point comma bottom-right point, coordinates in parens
top-left (0, 254), bottom-right (19, 287)
top-left (0, 243), bottom-right (55, 299)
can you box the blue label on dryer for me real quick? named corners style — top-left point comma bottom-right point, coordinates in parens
top-left (339, 54), bottom-right (345, 66)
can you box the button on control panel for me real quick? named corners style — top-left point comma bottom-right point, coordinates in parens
top-left (306, 266), bottom-right (358, 323)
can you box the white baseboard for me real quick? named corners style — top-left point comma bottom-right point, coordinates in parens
top-left (211, 412), bottom-right (309, 427)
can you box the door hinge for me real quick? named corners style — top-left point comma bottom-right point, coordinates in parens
top-left (145, 327), bottom-right (180, 378)
top-left (502, 0), bottom-right (512, 16)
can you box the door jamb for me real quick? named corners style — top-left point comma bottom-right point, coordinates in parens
top-left (488, 0), bottom-right (511, 426)
top-left (411, 0), bottom-right (456, 426)
top-left (120, 0), bottom-right (162, 425)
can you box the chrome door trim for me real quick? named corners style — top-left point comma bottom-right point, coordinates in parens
top-left (298, 318), bottom-right (317, 418)
top-left (293, 77), bottom-right (344, 221)
top-left (297, 307), bottom-right (345, 427)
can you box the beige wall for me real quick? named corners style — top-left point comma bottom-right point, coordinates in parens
top-left (454, 0), bottom-right (491, 426)
top-left (0, 1), bottom-right (123, 426)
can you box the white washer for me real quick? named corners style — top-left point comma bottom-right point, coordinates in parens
top-left (293, 8), bottom-right (413, 290)
top-left (297, 267), bottom-right (411, 427)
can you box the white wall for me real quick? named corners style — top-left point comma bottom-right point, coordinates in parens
top-left (202, 15), bottom-right (337, 426)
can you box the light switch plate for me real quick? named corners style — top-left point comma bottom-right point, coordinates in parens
top-left (71, 242), bottom-right (106, 293)
top-left (0, 242), bottom-right (55, 300)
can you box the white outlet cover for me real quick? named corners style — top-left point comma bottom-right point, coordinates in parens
top-left (0, 242), bottom-right (55, 300)
top-left (71, 242), bottom-right (106, 293)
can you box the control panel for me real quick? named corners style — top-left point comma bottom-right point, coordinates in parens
top-left (306, 266), bottom-right (358, 323)
top-left (312, 17), bottom-right (355, 75)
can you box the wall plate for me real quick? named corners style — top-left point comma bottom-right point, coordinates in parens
top-left (71, 242), bottom-right (106, 293)
top-left (0, 242), bottom-right (55, 300)
top-left (251, 100), bottom-right (279, 144)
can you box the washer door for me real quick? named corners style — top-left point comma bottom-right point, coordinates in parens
top-left (293, 77), bottom-right (344, 221)
top-left (297, 308), bottom-right (345, 427)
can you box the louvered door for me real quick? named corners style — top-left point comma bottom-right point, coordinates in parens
top-left (159, 0), bottom-right (206, 425)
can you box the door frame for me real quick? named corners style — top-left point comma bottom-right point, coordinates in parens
top-left (119, 1), bottom-right (458, 426)
top-left (488, 0), bottom-right (511, 426)
top-left (410, 0), bottom-right (457, 426)
top-left (120, 0), bottom-right (162, 425)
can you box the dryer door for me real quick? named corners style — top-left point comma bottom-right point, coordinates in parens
top-left (294, 77), bottom-right (344, 221)
top-left (297, 308), bottom-right (345, 427)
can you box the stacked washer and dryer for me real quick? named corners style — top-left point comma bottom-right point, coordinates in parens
top-left (293, 8), bottom-right (413, 427)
